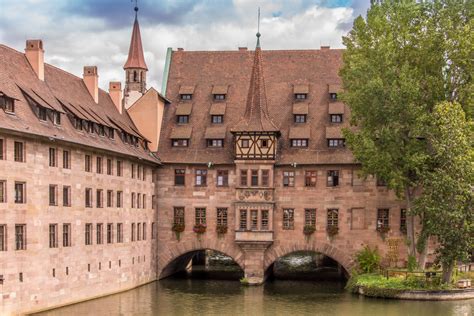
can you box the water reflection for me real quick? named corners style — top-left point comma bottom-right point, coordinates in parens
top-left (35, 278), bottom-right (473, 316)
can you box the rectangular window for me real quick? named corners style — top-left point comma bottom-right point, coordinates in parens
top-left (251, 170), bottom-right (259, 186)
top-left (330, 93), bottom-right (337, 100)
top-left (38, 106), bottom-right (47, 121)
top-left (15, 224), bottom-right (26, 250)
top-left (96, 157), bottom-right (102, 174)
top-left (116, 224), bottom-right (123, 243)
top-left (131, 163), bottom-right (136, 178)
top-left (116, 191), bottom-right (123, 208)
top-left (174, 207), bottom-right (185, 225)
top-left (63, 224), bottom-right (71, 247)
top-left (63, 186), bottom-right (71, 206)
top-left (283, 171), bottom-right (295, 187)
top-left (261, 210), bottom-right (269, 230)
top-left (0, 225), bottom-right (7, 251)
top-left (96, 223), bottom-right (103, 245)
top-left (195, 208), bottom-right (206, 225)
top-left (143, 194), bottom-right (147, 209)
top-left (143, 223), bottom-right (147, 240)
top-left (216, 170), bottom-right (228, 187)
top-left (327, 170), bottom-right (339, 187)
top-left (85, 223), bottom-right (92, 245)
top-left (207, 139), bottom-right (224, 147)
top-left (85, 155), bottom-right (92, 172)
top-left (151, 222), bottom-right (157, 239)
top-left (211, 115), bottom-right (223, 124)
top-left (117, 160), bottom-right (123, 176)
top-left (53, 112), bottom-right (61, 125)
top-left (14, 182), bottom-right (26, 204)
top-left (137, 193), bottom-right (141, 208)
top-left (327, 209), bottom-right (339, 227)
top-left (85, 188), bottom-right (92, 207)
top-left (175, 169), bottom-right (185, 186)
top-left (214, 94), bottom-right (226, 101)
top-left (0, 180), bottom-right (6, 203)
top-left (217, 208), bottom-right (228, 226)
top-left (137, 165), bottom-right (142, 180)
top-left (107, 223), bottom-right (113, 244)
top-left (328, 139), bottom-right (345, 148)
top-left (261, 170), bottom-right (269, 187)
top-left (400, 209), bottom-right (407, 234)
top-left (240, 170), bottom-right (248, 186)
top-left (283, 209), bottom-right (295, 230)
top-left (49, 184), bottom-right (58, 206)
top-left (294, 114), bottom-right (306, 123)
top-left (107, 159), bottom-right (113, 175)
top-left (180, 94), bottom-right (192, 100)
top-left (239, 210), bottom-right (247, 230)
top-left (250, 210), bottom-right (258, 230)
top-left (63, 150), bottom-right (70, 169)
top-left (295, 93), bottom-right (307, 100)
top-left (14, 141), bottom-right (24, 162)
top-left (291, 139), bottom-right (308, 147)
top-left (0, 138), bottom-right (3, 160)
top-left (241, 139), bottom-right (250, 148)
top-left (107, 190), bottom-right (113, 207)
top-left (49, 148), bottom-right (57, 167)
top-left (260, 139), bottom-right (269, 148)
top-left (377, 209), bottom-right (390, 229)
top-left (177, 115), bottom-right (189, 124)
top-left (131, 223), bottom-right (136, 242)
top-left (1, 96), bottom-right (15, 113)
top-left (131, 192), bottom-right (136, 208)
top-left (49, 224), bottom-right (58, 248)
top-left (137, 223), bottom-right (141, 241)
top-left (305, 171), bottom-right (317, 187)
top-left (96, 189), bottom-right (103, 208)
top-left (172, 139), bottom-right (189, 147)
top-left (305, 209), bottom-right (316, 227)
top-left (195, 169), bottom-right (207, 186)
top-left (330, 114), bottom-right (343, 123)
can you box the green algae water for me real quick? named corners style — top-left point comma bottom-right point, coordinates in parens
top-left (35, 278), bottom-right (473, 316)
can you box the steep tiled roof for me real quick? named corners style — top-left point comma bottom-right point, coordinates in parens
top-left (0, 44), bottom-right (159, 164)
top-left (123, 17), bottom-right (148, 70)
top-left (158, 47), bottom-right (354, 165)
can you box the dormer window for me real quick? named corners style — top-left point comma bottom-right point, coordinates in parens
top-left (207, 139), bottom-right (223, 147)
top-left (53, 112), bottom-right (61, 125)
top-left (177, 115), bottom-right (189, 124)
top-left (38, 106), bottom-right (47, 121)
top-left (108, 127), bottom-right (115, 139)
top-left (0, 96), bottom-right (15, 114)
top-left (211, 115), bottom-right (223, 124)
top-left (214, 94), bottom-right (226, 101)
top-left (172, 139), bottom-right (189, 147)
top-left (291, 139), bottom-right (308, 147)
top-left (328, 139), bottom-right (345, 148)
top-left (330, 114), bottom-right (343, 123)
top-left (330, 93), bottom-right (337, 100)
top-left (295, 93), bottom-right (307, 100)
top-left (98, 125), bottom-right (105, 137)
top-left (294, 114), bottom-right (306, 123)
top-left (212, 85), bottom-right (228, 102)
top-left (180, 94), bottom-right (192, 101)
top-left (328, 84), bottom-right (341, 101)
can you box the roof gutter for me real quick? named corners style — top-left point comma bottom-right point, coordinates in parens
top-left (161, 47), bottom-right (172, 96)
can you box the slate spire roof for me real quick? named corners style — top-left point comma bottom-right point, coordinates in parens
top-left (123, 8), bottom-right (148, 71)
top-left (231, 33), bottom-right (279, 133)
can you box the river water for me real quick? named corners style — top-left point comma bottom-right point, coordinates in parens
top-left (36, 277), bottom-right (473, 316)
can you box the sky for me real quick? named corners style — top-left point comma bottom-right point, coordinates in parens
top-left (0, 0), bottom-right (370, 92)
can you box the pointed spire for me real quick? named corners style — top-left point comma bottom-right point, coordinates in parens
top-left (232, 22), bottom-right (279, 133)
top-left (124, 4), bottom-right (148, 71)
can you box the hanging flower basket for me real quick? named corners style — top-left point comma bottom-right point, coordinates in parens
top-left (303, 225), bottom-right (316, 236)
top-left (171, 223), bottom-right (185, 241)
top-left (216, 225), bottom-right (228, 235)
top-left (193, 223), bottom-right (207, 234)
top-left (327, 225), bottom-right (339, 237)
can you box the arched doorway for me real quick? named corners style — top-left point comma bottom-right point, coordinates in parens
top-left (159, 249), bottom-right (244, 280)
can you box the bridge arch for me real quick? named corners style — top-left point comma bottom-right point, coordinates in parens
top-left (264, 242), bottom-right (355, 277)
top-left (158, 239), bottom-right (245, 279)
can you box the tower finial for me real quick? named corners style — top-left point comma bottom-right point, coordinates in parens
top-left (132, 0), bottom-right (139, 19)
top-left (256, 7), bottom-right (261, 48)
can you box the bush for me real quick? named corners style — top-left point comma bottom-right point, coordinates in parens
top-left (407, 255), bottom-right (418, 272)
top-left (356, 246), bottom-right (381, 273)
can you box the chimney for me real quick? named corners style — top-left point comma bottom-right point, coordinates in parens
top-left (177, 48), bottom-right (184, 51)
top-left (109, 82), bottom-right (123, 114)
top-left (83, 66), bottom-right (99, 103)
top-left (238, 47), bottom-right (248, 51)
top-left (321, 45), bottom-right (330, 51)
top-left (25, 40), bottom-right (44, 81)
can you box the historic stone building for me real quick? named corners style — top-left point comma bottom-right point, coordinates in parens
top-left (155, 33), bottom-right (412, 284)
top-left (0, 10), bottom-right (163, 315)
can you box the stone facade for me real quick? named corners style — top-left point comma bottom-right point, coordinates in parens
top-left (0, 132), bottom-right (158, 314)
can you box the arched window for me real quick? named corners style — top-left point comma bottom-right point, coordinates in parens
top-left (133, 71), bottom-right (138, 82)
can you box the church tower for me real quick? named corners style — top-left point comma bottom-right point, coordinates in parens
top-left (124, 5), bottom-right (148, 109)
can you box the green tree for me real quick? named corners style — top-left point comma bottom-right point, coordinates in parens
top-left (340, 0), bottom-right (472, 265)
top-left (414, 102), bottom-right (473, 284)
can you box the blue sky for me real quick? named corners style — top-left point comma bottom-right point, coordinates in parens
top-left (0, 0), bottom-right (369, 90)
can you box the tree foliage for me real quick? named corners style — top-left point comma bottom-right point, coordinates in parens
top-left (414, 102), bottom-right (473, 283)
